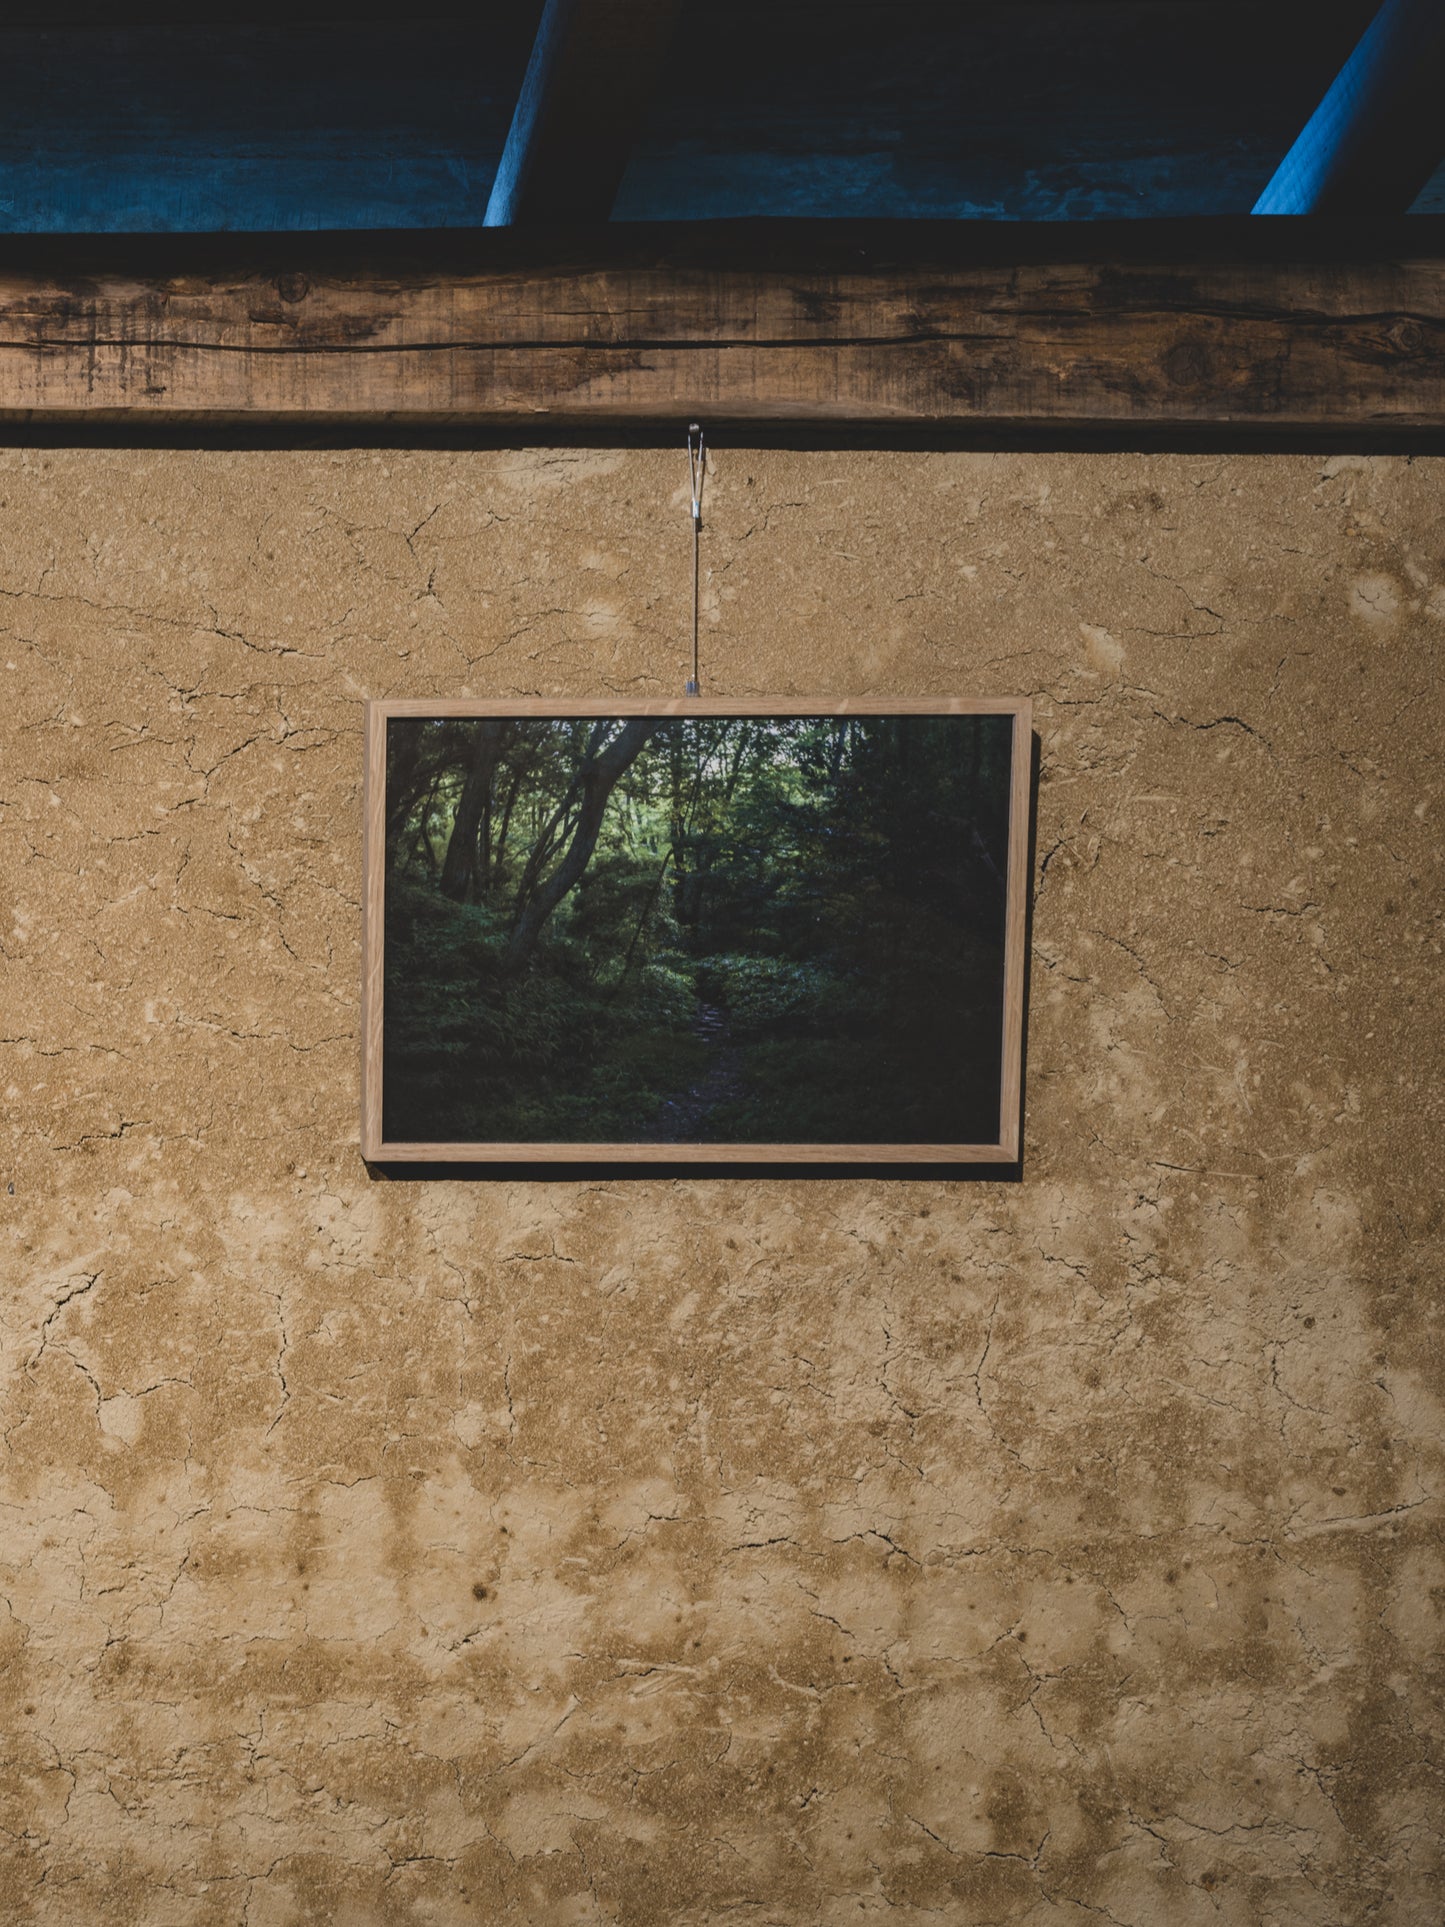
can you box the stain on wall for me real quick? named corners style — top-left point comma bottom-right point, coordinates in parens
top-left (0, 448), bottom-right (1440, 1925)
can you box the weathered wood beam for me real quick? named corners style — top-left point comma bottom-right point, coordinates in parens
top-left (1254, 0), bottom-right (1445, 214)
top-left (0, 220), bottom-right (1441, 432)
top-left (485, 0), bottom-right (680, 225)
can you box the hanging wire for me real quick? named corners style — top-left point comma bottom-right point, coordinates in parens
top-left (685, 423), bottom-right (705, 695)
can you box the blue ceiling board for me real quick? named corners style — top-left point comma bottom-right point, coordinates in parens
top-left (615, 1), bottom-right (1378, 221)
top-left (3, 2), bottom-right (1433, 232)
top-left (0, 20), bottom-right (537, 232)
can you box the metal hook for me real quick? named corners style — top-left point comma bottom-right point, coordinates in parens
top-left (685, 422), bottom-right (705, 696)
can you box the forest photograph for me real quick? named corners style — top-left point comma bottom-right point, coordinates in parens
top-left (379, 708), bottom-right (1017, 1148)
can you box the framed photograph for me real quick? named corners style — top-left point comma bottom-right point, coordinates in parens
top-left (362, 699), bottom-right (1031, 1163)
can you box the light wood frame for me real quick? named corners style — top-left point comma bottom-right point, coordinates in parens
top-left (362, 697), bottom-right (1032, 1164)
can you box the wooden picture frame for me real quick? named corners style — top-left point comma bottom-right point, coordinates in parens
top-left (362, 698), bottom-right (1031, 1164)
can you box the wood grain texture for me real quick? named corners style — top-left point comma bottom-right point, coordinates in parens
top-left (361, 697), bottom-right (1032, 1164)
top-left (360, 703), bottom-right (386, 1161)
top-left (366, 1141), bottom-right (1019, 1164)
top-left (998, 702), bottom-right (1032, 1161)
top-left (375, 698), bottom-right (1030, 717)
top-left (2, 220), bottom-right (1442, 429)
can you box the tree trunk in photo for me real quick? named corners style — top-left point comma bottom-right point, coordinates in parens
top-left (610, 849), bottom-right (674, 999)
top-left (668, 731), bottom-right (690, 932)
top-left (721, 723), bottom-right (753, 809)
top-left (440, 718), bottom-right (507, 901)
top-left (416, 776), bottom-right (443, 875)
top-left (501, 718), bottom-right (662, 975)
top-left (491, 758), bottom-right (527, 894)
top-left (384, 724), bottom-right (424, 851)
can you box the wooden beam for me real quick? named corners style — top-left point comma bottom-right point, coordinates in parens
top-left (0, 220), bottom-right (1442, 432)
top-left (485, 0), bottom-right (680, 225)
top-left (1254, 0), bottom-right (1445, 215)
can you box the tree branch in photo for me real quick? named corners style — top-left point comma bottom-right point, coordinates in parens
top-left (501, 717), bottom-right (663, 975)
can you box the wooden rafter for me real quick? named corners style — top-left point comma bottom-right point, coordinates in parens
top-left (1254, 0), bottom-right (1445, 215)
top-left (485, 0), bottom-right (680, 225)
top-left (0, 220), bottom-right (1442, 433)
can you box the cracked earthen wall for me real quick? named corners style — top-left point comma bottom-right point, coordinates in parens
top-left (0, 447), bottom-right (1440, 1926)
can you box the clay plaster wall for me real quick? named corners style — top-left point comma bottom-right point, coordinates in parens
top-left (0, 446), bottom-right (1440, 1926)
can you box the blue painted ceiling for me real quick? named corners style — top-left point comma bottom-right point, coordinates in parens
top-left (1, 1), bottom-right (1439, 231)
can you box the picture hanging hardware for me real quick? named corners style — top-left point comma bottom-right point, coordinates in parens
top-left (685, 422), bottom-right (705, 696)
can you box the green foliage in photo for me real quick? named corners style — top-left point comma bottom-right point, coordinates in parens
top-left (382, 711), bottom-right (1014, 1145)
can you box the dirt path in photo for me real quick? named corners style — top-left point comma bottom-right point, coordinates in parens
top-left (644, 1001), bottom-right (750, 1141)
